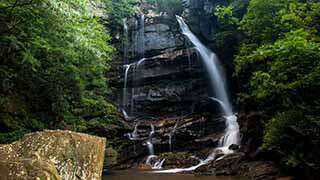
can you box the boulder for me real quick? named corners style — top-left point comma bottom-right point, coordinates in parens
top-left (0, 158), bottom-right (61, 180)
top-left (195, 152), bottom-right (244, 175)
top-left (228, 144), bottom-right (240, 151)
top-left (159, 152), bottom-right (199, 169)
top-left (238, 161), bottom-right (280, 180)
top-left (0, 130), bottom-right (106, 180)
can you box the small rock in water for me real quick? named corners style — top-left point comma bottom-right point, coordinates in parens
top-left (229, 144), bottom-right (240, 151)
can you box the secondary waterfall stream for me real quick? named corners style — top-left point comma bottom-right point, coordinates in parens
top-left (154, 16), bottom-right (240, 173)
top-left (122, 14), bottom-right (145, 117)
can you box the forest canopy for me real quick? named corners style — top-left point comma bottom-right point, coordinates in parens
top-left (0, 0), bottom-right (137, 143)
top-left (213, 0), bottom-right (320, 175)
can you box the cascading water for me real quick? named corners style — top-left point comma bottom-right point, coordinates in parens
top-left (145, 124), bottom-right (166, 169)
top-left (176, 15), bottom-right (232, 116)
top-left (155, 16), bottom-right (240, 174)
top-left (176, 15), bottom-right (240, 147)
top-left (147, 124), bottom-right (155, 155)
top-left (126, 123), bottom-right (140, 140)
top-left (122, 64), bottom-right (133, 110)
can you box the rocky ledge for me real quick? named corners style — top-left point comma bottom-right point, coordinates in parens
top-left (0, 130), bottom-right (106, 180)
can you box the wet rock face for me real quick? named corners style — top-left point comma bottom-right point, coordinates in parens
top-left (120, 47), bottom-right (210, 116)
top-left (238, 112), bottom-right (265, 159)
top-left (127, 15), bottom-right (185, 58)
top-left (182, 0), bottom-right (227, 41)
top-left (114, 0), bottom-right (235, 170)
top-left (116, 114), bottom-right (226, 165)
top-left (0, 130), bottom-right (106, 180)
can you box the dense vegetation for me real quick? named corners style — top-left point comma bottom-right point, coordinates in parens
top-left (214, 0), bottom-right (320, 176)
top-left (0, 0), bottom-right (137, 143)
top-left (145, 0), bottom-right (183, 16)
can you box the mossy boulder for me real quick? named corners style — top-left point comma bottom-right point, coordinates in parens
top-left (159, 152), bottom-right (199, 169)
top-left (0, 130), bottom-right (106, 180)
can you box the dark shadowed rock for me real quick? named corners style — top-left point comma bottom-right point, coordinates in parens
top-left (195, 152), bottom-right (244, 175)
top-left (229, 144), bottom-right (240, 151)
top-left (238, 161), bottom-right (279, 180)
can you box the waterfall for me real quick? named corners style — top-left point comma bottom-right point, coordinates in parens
top-left (145, 124), bottom-right (166, 169)
top-left (176, 15), bottom-right (239, 146)
top-left (176, 15), bottom-right (232, 116)
top-left (123, 64), bottom-right (133, 109)
top-left (154, 15), bottom-right (240, 174)
top-left (147, 124), bottom-right (155, 155)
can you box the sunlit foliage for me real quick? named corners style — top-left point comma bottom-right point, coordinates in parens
top-left (0, 0), bottom-right (120, 142)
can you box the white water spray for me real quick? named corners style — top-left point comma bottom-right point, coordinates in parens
top-left (147, 124), bottom-right (155, 155)
top-left (126, 122), bottom-right (140, 140)
top-left (145, 124), bottom-right (166, 169)
top-left (146, 155), bottom-right (166, 170)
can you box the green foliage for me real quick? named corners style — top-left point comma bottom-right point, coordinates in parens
top-left (263, 111), bottom-right (305, 150)
top-left (145, 0), bottom-right (183, 16)
top-left (237, 29), bottom-right (320, 102)
top-left (103, 0), bottom-right (138, 27)
top-left (227, 0), bottom-right (320, 176)
top-left (239, 0), bottom-right (290, 43)
top-left (214, 5), bottom-right (239, 26)
top-left (262, 111), bottom-right (320, 171)
top-left (0, 0), bottom-right (124, 143)
top-left (212, 0), bottom-right (320, 176)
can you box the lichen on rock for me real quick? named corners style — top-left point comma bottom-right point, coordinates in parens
top-left (0, 130), bottom-right (106, 180)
